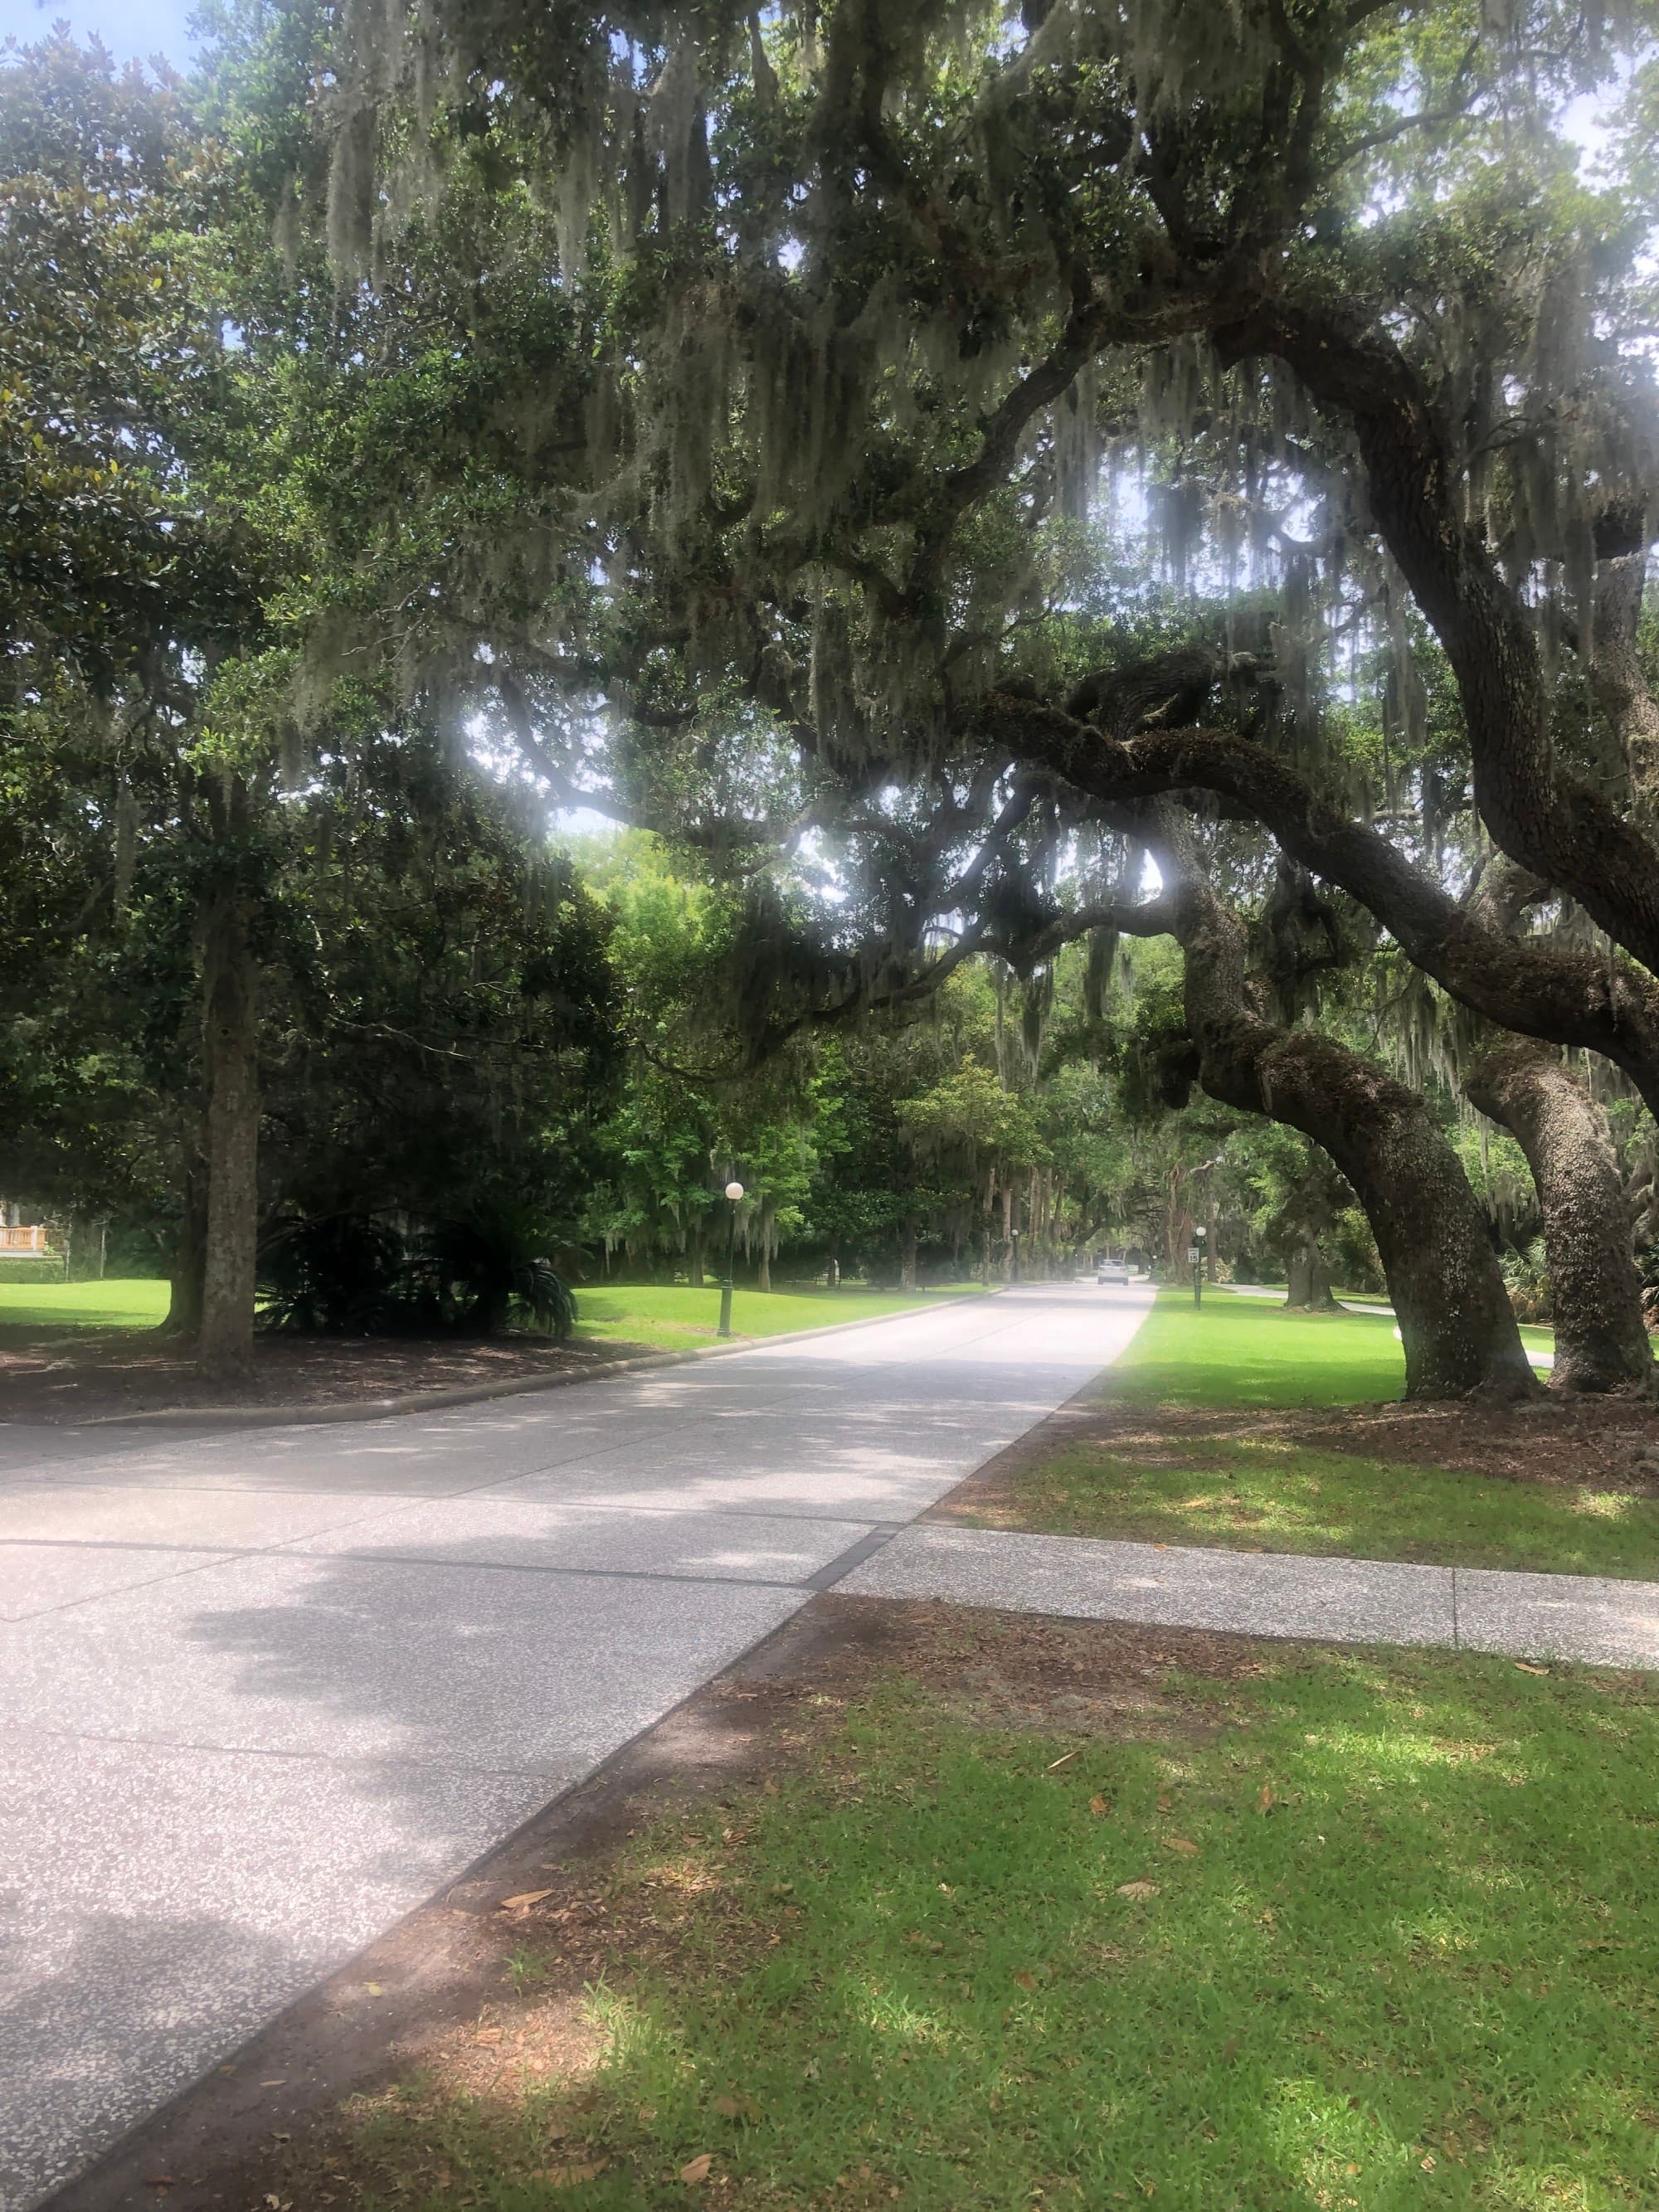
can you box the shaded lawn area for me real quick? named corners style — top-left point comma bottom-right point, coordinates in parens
top-left (327, 1605), bottom-right (1659, 2210)
top-left (999, 1428), bottom-right (1659, 1579)
top-left (573, 1281), bottom-right (980, 1350)
top-left (0, 1276), bottom-right (980, 1420)
top-left (0, 1276), bottom-right (169, 1330)
top-left (948, 1291), bottom-right (1659, 1578)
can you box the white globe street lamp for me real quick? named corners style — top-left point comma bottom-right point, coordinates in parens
top-left (718, 1182), bottom-right (745, 1338)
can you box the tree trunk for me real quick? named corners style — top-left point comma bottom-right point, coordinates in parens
top-left (163, 1157), bottom-right (208, 1336)
top-left (1284, 1231), bottom-right (1336, 1311)
top-left (688, 1220), bottom-right (705, 1287)
top-left (1466, 1042), bottom-right (1655, 1393)
top-left (899, 1218), bottom-right (918, 1291)
top-left (1000, 1182), bottom-right (1014, 1281)
top-left (197, 884), bottom-right (260, 1382)
top-left (1138, 804), bottom-right (1535, 1400)
top-left (757, 1242), bottom-right (771, 1292)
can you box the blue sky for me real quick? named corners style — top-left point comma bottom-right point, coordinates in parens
top-left (1, 0), bottom-right (201, 67)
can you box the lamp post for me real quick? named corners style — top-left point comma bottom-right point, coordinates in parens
top-left (718, 1180), bottom-right (744, 1338)
top-left (1191, 1223), bottom-right (1206, 1309)
top-left (1010, 1227), bottom-right (1021, 1285)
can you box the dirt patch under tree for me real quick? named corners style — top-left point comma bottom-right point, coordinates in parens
top-left (0, 1328), bottom-right (661, 1426)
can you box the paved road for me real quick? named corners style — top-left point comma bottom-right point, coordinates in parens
top-left (0, 1283), bottom-right (1151, 2210)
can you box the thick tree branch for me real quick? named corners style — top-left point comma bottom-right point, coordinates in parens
top-left (1136, 798), bottom-right (1535, 1399)
top-left (974, 690), bottom-right (1659, 1120)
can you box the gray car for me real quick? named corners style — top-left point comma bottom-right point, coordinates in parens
top-left (1096, 1259), bottom-right (1129, 1285)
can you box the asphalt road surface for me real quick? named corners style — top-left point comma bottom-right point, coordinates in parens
top-left (0, 1281), bottom-right (1151, 2209)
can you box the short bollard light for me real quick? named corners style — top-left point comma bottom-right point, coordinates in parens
top-left (718, 1180), bottom-right (744, 1338)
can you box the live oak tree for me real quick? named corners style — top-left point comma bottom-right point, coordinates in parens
top-left (17, 2), bottom-right (1659, 1392)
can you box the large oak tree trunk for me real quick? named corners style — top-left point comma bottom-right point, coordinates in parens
top-left (1465, 1043), bottom-right (1654, 1394)
top-left (162, 1156), bottom-right (208, 1336)
top-left (1284, 1232), bottom-right (1336, 1312)
top-left (1144, 806), bottom-right (1535, 1400)
top-left (197, 885), bottom-right (260, 1383)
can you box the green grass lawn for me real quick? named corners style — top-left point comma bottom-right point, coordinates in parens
top-left (573, 1281), bottom-right (980, 1351)
top-left (0, 1274), bottom-right (976, 1348)
top-left (0, 1276), bottom-right (169, 1330)
top-left (1110, 1287), bottom-right (1554, 1408)
top-left (1010, 1432), bottom-right (1659, 1579)
top-left (989, 1291), bottom-right (1659, 1577)
top-left (1109, 1288), bottom-right (1410, 1407)
top-left (1215, 1284), bottom-right (1556, 1369)
top-left (344, 1639), bottom-right (1659, 2209)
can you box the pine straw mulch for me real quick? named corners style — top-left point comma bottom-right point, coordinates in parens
top-left (931, 1389), bottom-right (1659, 1526)
top-left (0, 1326), bottom-right (659, 1426)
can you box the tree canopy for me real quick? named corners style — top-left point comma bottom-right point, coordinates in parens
top-left (6, 2), bottom-right (1659, 1394)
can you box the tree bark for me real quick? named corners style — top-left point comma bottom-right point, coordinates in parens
top-left (1284, 1232), bottom-right (1335, 1312)
top-left (1136, 805), bottom-right (1535, 1400)
top-left (1465, 1043), bottom-right (1654, 1393)
top-left (899, 1217), bottom-right (918, 1291)
top-left (687, 1221), bottom-right (705, 1288)
top-left (197, 884), bottom-right (260, 1382)
top-left (1590, 504), bottom-right (1659, 805)
top-left (162, 1155), bottom-right (208, 1335)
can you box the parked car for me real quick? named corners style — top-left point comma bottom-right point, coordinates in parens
top-left (1096, 1258), bottom-right (1129, 1286)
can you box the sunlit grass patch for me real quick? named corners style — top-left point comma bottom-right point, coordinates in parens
top-left (0, 1276), bottom-right (169, 1330)
top-left (572, 1280), bottom-right (981, 1351)
top-left (965, 1290), bottom-right (1659, 1577)
top-left (1000, 1428), bottom-right (1659, 1578)
top-left (1102, 1287), bottom-right (1409, 1407)
top-left (342, 1644), bottom-right (1659, 2208)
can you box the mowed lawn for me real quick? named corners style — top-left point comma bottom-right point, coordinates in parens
top-left (0, 1275), bottom-right (975, 1347)
top-left (0, 1276), bottom-right (169, 1330)
top-left (995, 1290), bottom-right (1659, 1578)
top-left (1107, 1286), bottom-right (1551, 1409)
top-left (573, 1281), bottom-right (980, 1350)
top-left (341, 1633), bottom-right (1659, 2210)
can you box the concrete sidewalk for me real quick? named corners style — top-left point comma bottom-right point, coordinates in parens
top-left (840, 1522), bottom-right (1659, 1670)
top-left (0, 1281), bottom-right (1152, 2210)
